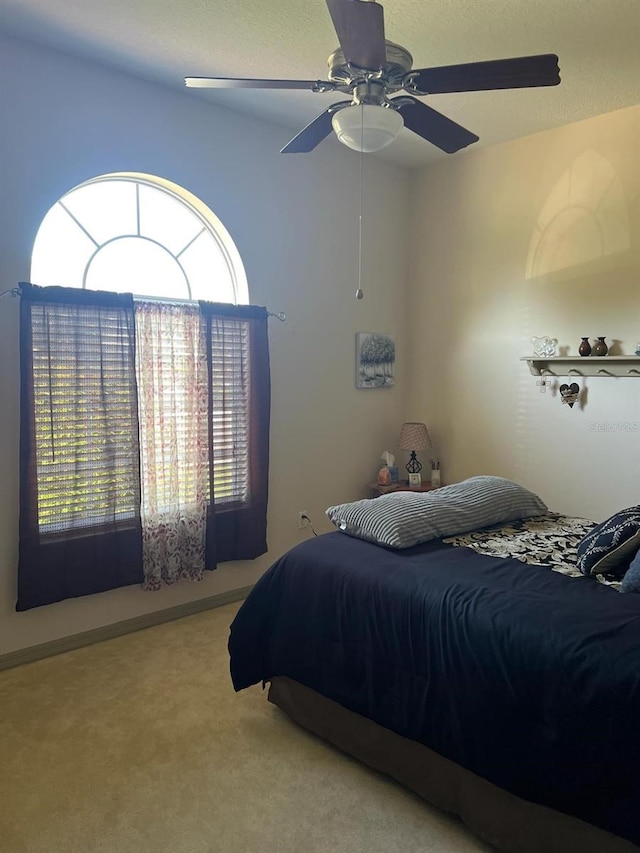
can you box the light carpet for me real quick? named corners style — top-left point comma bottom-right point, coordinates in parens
top-left (0, 601), bottom-right (492, 853)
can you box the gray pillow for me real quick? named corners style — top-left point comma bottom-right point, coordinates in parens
top-left (326, 475), bottom-right (548, 549)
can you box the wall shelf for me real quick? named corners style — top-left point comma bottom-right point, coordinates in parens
top-left (521, 356), bottom-right (640, 378)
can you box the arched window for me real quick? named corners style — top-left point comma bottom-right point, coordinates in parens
top-left (31, 172), bottom-right (248, 303)
top-left (17, 175), bottom-right (269, 610)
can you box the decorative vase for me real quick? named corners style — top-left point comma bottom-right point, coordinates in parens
top-left (578, 337), bottom-right (591, 357)
top-left (592, 337), bottom-right (608, 356)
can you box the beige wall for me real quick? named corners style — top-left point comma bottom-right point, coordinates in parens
top-left (0, 35), bottom-right (410, 654)
top-left (408, 104), bottom-right (640, 521)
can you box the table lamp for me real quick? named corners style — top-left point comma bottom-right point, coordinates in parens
top-left (398, 422), bottom-right (431, 479)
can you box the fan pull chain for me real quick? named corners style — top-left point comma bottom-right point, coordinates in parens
top-left (355, 105), bottom-right (364, 300)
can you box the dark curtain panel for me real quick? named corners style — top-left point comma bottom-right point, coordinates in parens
top-left (17, 283), bottom-right (143, 610)
top-left (199, 302), bottom-right (271, 567)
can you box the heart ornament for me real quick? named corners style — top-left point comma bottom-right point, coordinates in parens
top-left (559, 382), bottom-right (580, 408)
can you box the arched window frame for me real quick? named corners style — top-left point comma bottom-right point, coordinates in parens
top-left (31, 172), bottom-right (249, 304)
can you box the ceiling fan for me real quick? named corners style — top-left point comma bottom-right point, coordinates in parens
top-left (185, 0), bottom-right (560, 156)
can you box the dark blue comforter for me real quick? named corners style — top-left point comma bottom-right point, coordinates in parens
top-left (229, 532), bottom-right (640, 845)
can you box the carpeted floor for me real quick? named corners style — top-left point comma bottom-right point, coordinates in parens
top-left (0, 602), bottom-right (492, 853)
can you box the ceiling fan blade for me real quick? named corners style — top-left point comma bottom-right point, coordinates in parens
top-left (408, 54), bottom-right (560, 95)
top-left (393, 97), bottom-right (478, 154)
top-left (185, 77), bottom-right (322, 90)
top-left (325, 0), bottom-right (386, 70)
top-left (281, 105), bottom-right (346, 153)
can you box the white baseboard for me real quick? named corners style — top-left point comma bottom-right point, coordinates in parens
top-left (0, 585), bottom-right (253, 671)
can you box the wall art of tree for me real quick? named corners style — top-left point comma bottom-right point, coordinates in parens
top-left (356, 332), bottom-right (396, 388)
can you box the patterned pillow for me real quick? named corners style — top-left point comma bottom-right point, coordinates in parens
top-left (620, 549), bottom-right (640, 593)
top-left (325, 476), bottom-right (547, 550)
top-left (576, 506), bottom-right (640, 576)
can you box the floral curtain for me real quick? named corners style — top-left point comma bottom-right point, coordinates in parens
top-left (134, 301), bottom-right (209, 590)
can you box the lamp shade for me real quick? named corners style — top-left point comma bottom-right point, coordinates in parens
top-left (398, 422), bottom-right (431, 451)
top-left (331, 104), bottom-right (404, 153)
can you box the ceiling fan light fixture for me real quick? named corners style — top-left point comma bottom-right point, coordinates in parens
top-left (331, 104), bottom-right (404, 153)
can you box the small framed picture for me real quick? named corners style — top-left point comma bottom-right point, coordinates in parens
top-left (408, 473), bottom-right (422, 487)
top-left (355, 332), bottom-right (396, 389)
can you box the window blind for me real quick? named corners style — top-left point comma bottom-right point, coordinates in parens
top-left (30, 300), bottom-right (140, 532)
top-left (210, 315), bottom-right (251, 505)
top-left (18, 284), bottom-right (143, 610)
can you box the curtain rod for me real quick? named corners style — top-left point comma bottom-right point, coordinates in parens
top-left (0, 287), bottom-right (21, 300)
top-left (2, 284), bottom-right (286, 321)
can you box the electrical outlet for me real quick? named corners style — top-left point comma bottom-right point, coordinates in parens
top-left (298, 511), bottom-right (310, 529)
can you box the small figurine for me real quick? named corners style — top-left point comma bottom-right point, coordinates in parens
top-left (531, 336), bottom-right (558, 358)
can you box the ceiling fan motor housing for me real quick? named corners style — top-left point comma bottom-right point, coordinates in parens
top-left (353, 79), bottom-right (386, 106)
top-left (327, 41), bottom-right (414, 93)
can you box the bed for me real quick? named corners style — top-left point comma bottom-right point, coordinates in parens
top-left (228, 478), bottom-right (640, 852)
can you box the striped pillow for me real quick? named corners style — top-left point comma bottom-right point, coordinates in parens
top-left (326, 476), bottom-right (547, 549)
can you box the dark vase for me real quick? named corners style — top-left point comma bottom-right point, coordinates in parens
top-left (592, 336), bottom-right (608, 356)
top-left (578, 337), bottom-right (591, 356)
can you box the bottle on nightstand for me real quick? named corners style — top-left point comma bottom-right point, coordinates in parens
top-left (430, 460), bottom-right (441, 488)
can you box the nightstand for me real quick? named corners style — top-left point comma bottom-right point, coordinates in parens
top-left (368, 481), bottom-right (439, 498)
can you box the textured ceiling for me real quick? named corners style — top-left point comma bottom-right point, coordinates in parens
top-left (1, 0), bottom-right (640, 167)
